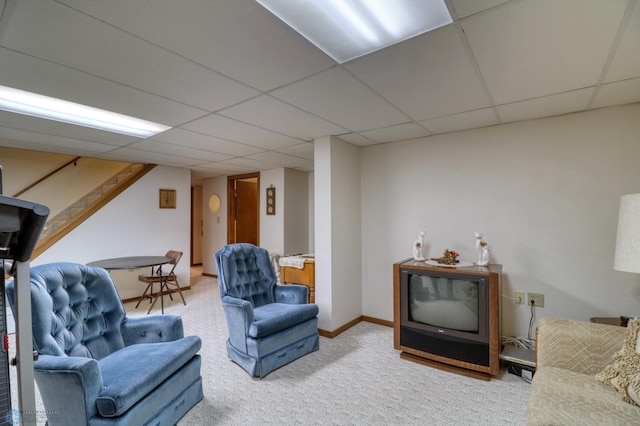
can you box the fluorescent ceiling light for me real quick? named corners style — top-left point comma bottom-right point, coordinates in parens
top-left (256, 0), bottom-right (452, 63)
top-left (0, 85), bottom-right (171, 138)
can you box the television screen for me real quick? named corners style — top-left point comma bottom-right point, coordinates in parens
top-left (408, 274), bottom-right (479, 333)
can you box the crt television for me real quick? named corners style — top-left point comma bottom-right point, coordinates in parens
top-left (399, 266), bottom-right (492, 367)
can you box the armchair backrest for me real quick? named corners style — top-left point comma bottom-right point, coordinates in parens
top-left (215, 243), bottom-right (276, 308)
top-left (6, 262), bottom-right (126, 360)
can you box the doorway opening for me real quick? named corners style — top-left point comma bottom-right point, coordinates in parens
top-left (227, 173), bottom-right (259, 245)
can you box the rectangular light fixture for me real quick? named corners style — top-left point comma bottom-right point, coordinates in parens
top-left (256, 0), bottom-right (452, 63)
top-left (0, 85), bottom-right (171, 138)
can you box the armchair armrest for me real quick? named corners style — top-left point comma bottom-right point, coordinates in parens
top-left (536, 317), bottom-right (626, 375)
top-left (221, 295), bottom-right (254, 352)
top-left (34, 355), bottom-right (103, 425)
top-left (121, 314), bottom-right (184, 346)
top-left (274, 284), bottom-right (309, 304)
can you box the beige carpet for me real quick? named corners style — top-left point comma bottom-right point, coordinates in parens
top-left (140, 270), bottom-right (529, 425)
top-left (11, 269), bottom-right (530, 425)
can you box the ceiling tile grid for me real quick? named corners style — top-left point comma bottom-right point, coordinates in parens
top-left (0, 0), bottom-right (637, 181)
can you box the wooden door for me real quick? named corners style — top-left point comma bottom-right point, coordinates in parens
top-left (227, 174), bottom-right (259, 245)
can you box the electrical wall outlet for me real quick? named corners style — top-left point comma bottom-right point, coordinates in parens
top-left (528, 292), bottom-right (545, 307)
top-left (515, 291), bottom-right (525, 305)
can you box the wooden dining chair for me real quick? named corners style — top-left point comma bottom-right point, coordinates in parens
top-left (136, 250), bottom-right (186, 313)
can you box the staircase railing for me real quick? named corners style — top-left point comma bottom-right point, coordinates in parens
top-left (32, 163), bottom-right (156, 259)
top-left (12, 156), bottom-right (81, 197)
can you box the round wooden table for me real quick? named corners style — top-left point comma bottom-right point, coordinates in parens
top-left (87, 256), bottom-right (173, 313)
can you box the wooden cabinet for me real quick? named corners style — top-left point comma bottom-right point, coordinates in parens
top-left (280, 259), bottom-right (315, 303)
top-left (394, 259), bottom-right (502, 380)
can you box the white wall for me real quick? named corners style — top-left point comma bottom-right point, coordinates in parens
top-left (308, 172), bottom-right (315, 252)
top-left (361, 103), bottom-right (640, 337)
top-left (260, 168), bottom-right (285, 255)
top-left (259, 168), bottom-right (310, 256)
top-left (283, 168), bottom-right (309, 254)
top-left (35, 166), bottom-right (192, 300)
top-left (1, 147), bottom-right (75, 195)
top-left (315, 136), bottom-right (362, 331)
top-left (202, 168), bottom-right (311, 273)
top-left (202, 176), bottom-right (227, 275)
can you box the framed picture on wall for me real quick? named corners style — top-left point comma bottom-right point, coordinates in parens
top-left (159, 189), bottom-right (176, 209)
top-left (266, 185), bottom-right (275, 215)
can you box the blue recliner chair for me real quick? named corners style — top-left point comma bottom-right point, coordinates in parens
top-left (215, 243), bottom-right (319, 378)
top-left (6, 262), bottom-right (203, 426)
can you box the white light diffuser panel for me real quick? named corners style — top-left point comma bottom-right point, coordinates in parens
top-left (256, 0), bottom-right (452, 63)
top-left (0, 85), bottom-right (171, 138)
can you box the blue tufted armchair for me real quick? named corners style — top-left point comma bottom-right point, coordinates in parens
top-left (215, 243), bottom-right (319, 378)
top-left (6, 262), bottom-right (203, 426)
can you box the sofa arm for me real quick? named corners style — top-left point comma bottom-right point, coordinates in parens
top-left (221, 295), bottom-right (254, 352)
top-left (121, 314), bottom-right (184, 346)
top-left (536, 317), bottom-right (626, 375)
top-left (274, 284), bottom-right (309, 304)
top-left (34, 355), bottom-right (103, 425)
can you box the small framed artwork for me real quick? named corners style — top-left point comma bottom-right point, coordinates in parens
top-left (266, 185), bottom-right (276, 215)
top-left (159, 189), bottom-right (176, 209)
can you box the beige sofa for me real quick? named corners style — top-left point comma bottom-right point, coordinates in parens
top-left (527, 317), bottom-right (640, 425)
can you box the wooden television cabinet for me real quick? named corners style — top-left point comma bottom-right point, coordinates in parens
top-left (393, 259), bottom-right (502, 380)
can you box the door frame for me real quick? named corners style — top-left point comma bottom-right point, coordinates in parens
top-left (227, 172), bottom-right (260, 245)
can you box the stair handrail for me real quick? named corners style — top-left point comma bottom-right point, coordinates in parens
top-left (12, 156), bottom-right (82, 198)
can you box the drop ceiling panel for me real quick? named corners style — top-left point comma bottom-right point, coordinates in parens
top-left (337, 133), bottom-right (377, 146)
top-left (345, 26), bottom-right (490, 121)
top-left (0, 137), bottom-right (106, 157)
top-left (359, 123), bottom-right (431, 143)
top-left (219, 95), bottom-right (348, 140)
top-left (0, 48), bottom-right (205, 126)
top-left (127, 140), bottom-right (234, 162)
top-left (463, 0), bottom-right (628, 104)
top-left (57, 0), bottom-right (336, 91)
top-left (3, 1), bottom-right (259, 112)
top-left (496, 88), bottom-right (594, 123)
top-left (450, 0), bottom-right (511, 18)
top-left (220, 157), bottom-right (282, 171)
top-left (97, 148), bottom-right (204, 167)
top-left (246, 151), bottom-right (313, 171)
top-left (591, 78), bottom-right (640, 109)
top-left (275, 142), bottom-right (315, 160)
top-left (150, 129), bottom-right (265, 157)
top-left (182, 114), bottom-right (304, 150)
top-left (604, 3), bottom-right (640, 83)
top-left (420, 108), bottom-right (498, 134)
top-left (272, 67), bottom-right (408, 132)
top-left (0, 126), bottom-right (119, 154)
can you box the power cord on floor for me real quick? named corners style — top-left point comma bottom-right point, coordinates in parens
top-left (502, 335), bottom-right (535, 350)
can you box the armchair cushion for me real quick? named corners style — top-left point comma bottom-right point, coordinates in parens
top-left (96, 335), bottom-right (201, 417)
top-left (274, 283), bottom-right (309, 304)
top-left (121, 314), bottom-right (185, 345)
top-left (250, 303), bottom-right (319, 338)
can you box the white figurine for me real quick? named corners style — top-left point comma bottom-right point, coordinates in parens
top-left (475, 231), bottom-right (490, 266)
top-left (413, 229), bottom-right (426, 261)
